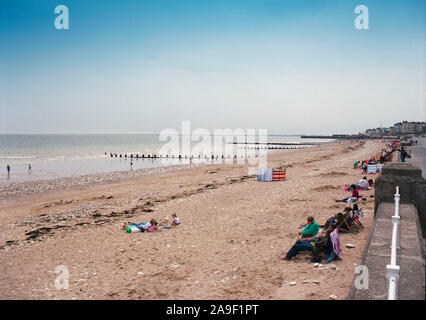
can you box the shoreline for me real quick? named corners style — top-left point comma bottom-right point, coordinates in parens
top-left (0, 140), bottom-right (385, 299)
top-left (0, 147), bottom-right (305, 201)
top-left (0, 161), bottom-right (198, 202)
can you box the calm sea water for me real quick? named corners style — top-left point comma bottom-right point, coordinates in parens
top-left (0, 134), bottom-right (333, 183)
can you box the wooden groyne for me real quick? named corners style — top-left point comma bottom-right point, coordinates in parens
top-left (106, 140), bottom-right (338, 159)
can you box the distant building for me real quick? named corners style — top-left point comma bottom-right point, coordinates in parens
top-left (365, 121), bottom-right (425, 136)
top-left (365, 128), bottom-right (383, 136)
top-left (400, 121), bottom-right (425, 134)
top-left (402, 121), bottom-right (415, 133)
top-left (392, 122), bottom-right (403, 135)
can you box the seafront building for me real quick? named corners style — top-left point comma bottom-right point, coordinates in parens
top-left (366, 121), bottom-right (426, 136)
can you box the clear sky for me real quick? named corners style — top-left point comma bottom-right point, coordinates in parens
top-left (0, 0), bottom-right (425, 135)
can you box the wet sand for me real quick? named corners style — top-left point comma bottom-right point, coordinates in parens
top-left (0, 140), bottom-right (384, 300)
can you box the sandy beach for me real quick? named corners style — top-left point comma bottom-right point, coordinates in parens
top-left (0, 140), bottom-right (385, 300)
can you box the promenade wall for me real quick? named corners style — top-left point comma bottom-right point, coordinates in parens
top-left (348, 162), bottom-right (425, 300)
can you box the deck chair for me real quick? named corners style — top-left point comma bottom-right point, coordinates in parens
top-left (311, 236), bottom-right (329, 262)
top-left (336, 212), bottom-right (357, 233)
top-left (348, 209), bottom-right (364, 231)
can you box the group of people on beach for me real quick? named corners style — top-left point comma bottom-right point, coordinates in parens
top-left (279, 147), bottom-right (391, 263)
top-left (352, 142), bottom-right (409, 175)
top-left (280, 214), bottom-right (343, 264)
top-left (335, 177), bottom-right (372, 203)
top-left (280, 141), bottom-right (408, 264)
top-left (353, 154), bottom-right (386, 173)
top-left (5, 164), bottom-right (32, 178)
top-left (122, 213), bottom-right (181, 233)
top-left (280, 199), bottom-right (367, 264)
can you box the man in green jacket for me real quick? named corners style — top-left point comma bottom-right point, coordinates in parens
top-left (299, 216), bottom-right (319, 238)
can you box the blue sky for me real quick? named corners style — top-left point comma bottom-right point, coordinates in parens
top-left (0, 0), bottom-right (425, 134)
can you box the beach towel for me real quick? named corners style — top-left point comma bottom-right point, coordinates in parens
top-left (330, 229), bottom-right (342, 259)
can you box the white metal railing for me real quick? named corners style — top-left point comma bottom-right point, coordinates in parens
top-left (386, 186), bottom-right (401, 300)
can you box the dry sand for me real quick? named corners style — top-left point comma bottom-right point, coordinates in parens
top-left (0, 140), bottom-right (385, 300)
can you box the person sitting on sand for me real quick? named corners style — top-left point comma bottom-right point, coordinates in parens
top-left (311, 221), bottom-right (342, 263)
top-left (353, 160), bottom-right (360, 169)
top-left (157, 218), bottom-right (172, 230)
top-left (161, 217), bottom-right (170, 225)
top-left (298, 216), bottom-right (319, 238)
top-left (172, 213), bottom-right (181, 226)
top-left (335, 207), bottom-right (353, 231)
top-left (281, 225), bottom-right (333, 261)
top-left (146, 219), bottom-right (159, 232)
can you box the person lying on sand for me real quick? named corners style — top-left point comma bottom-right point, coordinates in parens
top-left (298, 216), bottom-right (319, 238)
top-left (122, 222), bottom-right (147, 232)
top-left (344, 177), bottom-right (371, 191)
top-left (123, 219), bottom-right (159, 232)
top-left (355, 177), bottom-right (370, 189)
top-left (335, 185), bottom-right (366, 203)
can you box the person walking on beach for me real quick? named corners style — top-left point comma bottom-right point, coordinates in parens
top-left (7, 164), bottom-right (10, 178)
top-left (28, 164), bottom-right (32, 173)
top-left (361, 161), bottom-right (367, 174)
top-left (400, 147), bottom-right (411, 163)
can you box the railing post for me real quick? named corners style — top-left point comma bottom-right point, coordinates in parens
top-left (387, 186), bottom-right (401, 300)
top-left (392, 216), bottom-right (401, 249)
top-left (386, 265), bottom-right (400, 300)
top-left (394, 186), bottom-right (400, 249)
top-left (394, 186), bottom-right (400, 216)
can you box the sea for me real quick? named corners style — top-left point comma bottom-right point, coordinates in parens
top-left (0, 134), bottom-right (334, 184)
